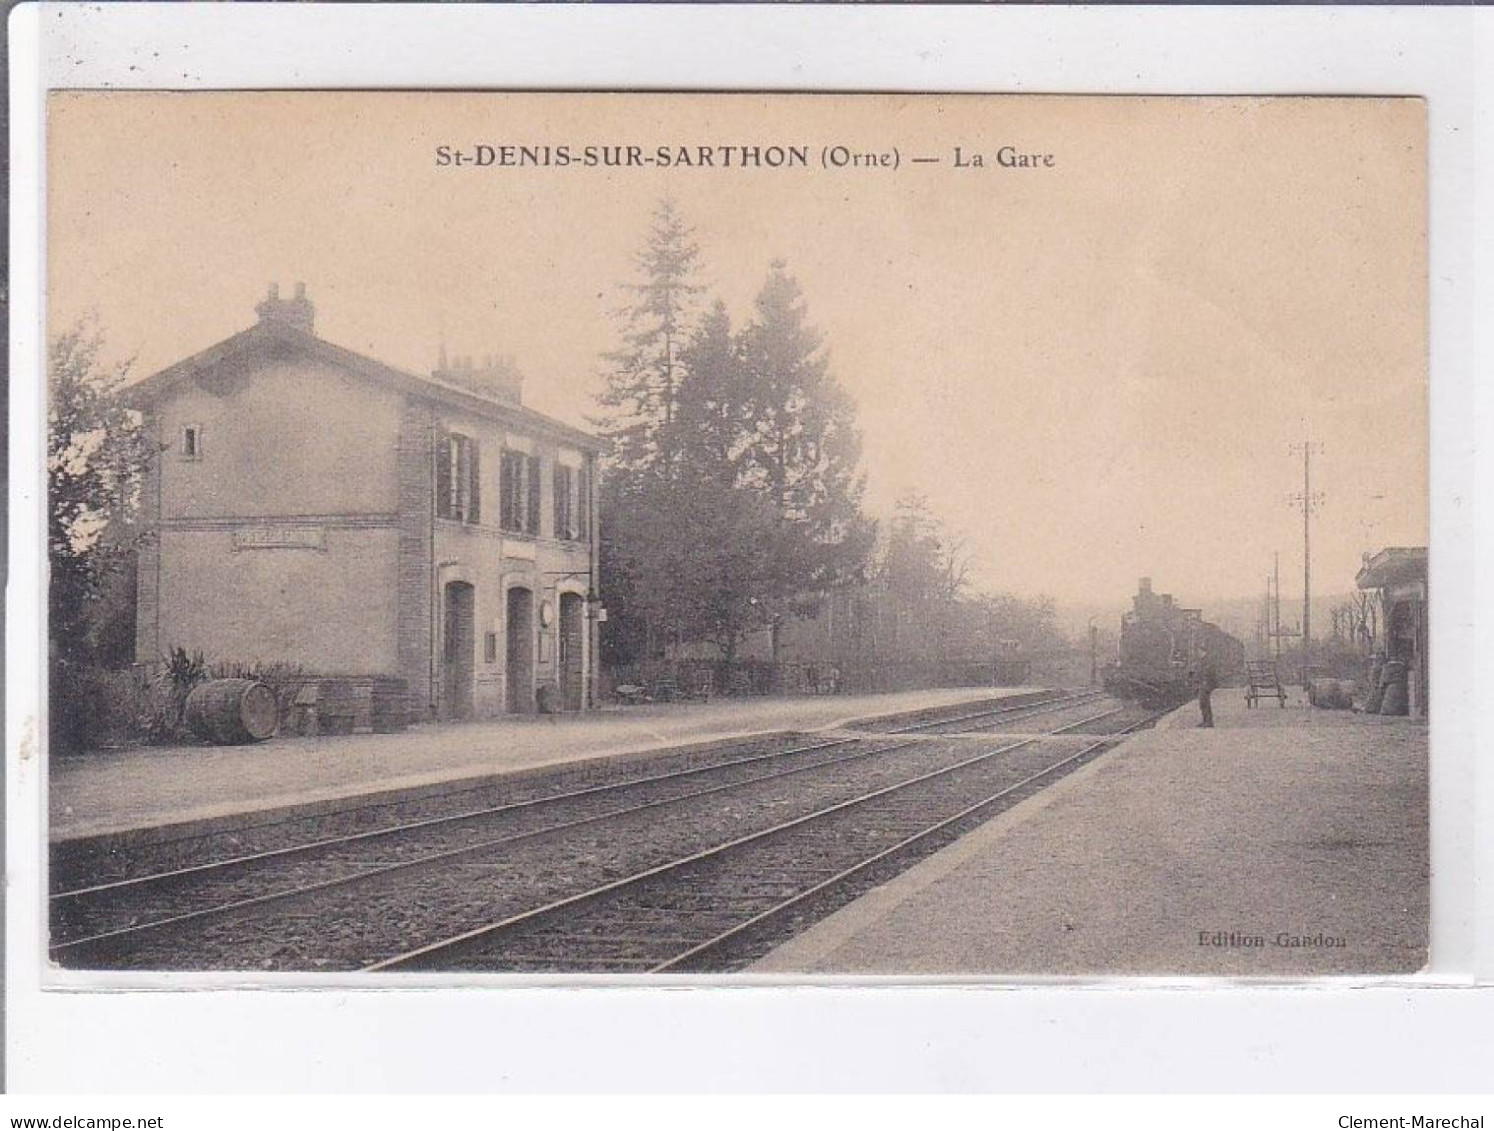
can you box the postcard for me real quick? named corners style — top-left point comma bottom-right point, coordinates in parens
top-left (41, 91), bottom-right (1428, 981)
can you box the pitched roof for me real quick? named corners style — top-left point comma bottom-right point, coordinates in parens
top-left (123, 318), bottom-right (602, 452)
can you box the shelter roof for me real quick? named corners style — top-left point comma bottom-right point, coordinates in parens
top-left (1355, 547), bottom-right (1428, 590)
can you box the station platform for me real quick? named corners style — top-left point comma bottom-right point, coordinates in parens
top-left (49, 686), bottom-right (1030, 843)
top-left (754, 687), bottom-right (1430, 977)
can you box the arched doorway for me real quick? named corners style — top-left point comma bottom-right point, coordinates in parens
top-left (558, 592), bottom-right (586, 711)
top-left (441, 581), bottom-right (475, 720)
top-left (506, 586), bottom-right (535, 714)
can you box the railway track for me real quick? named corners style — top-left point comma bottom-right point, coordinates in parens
top-left (51, 690), bottom-right (1110, 969)
top-left (51, 729), bottom-right (873, 891)
top-left (885, 690), bottom-right (1112, 735)
top-left (367, 707), bottom-right (1159, 974)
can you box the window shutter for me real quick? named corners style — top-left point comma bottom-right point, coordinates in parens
top-left (435, 432), bottom-right (453, 519)
top-left (577, 463), bottom-right (590, 542)
top-left (499, 451), bottom-right (514, 530)
top-left (527, 455), bottom-right (542, 534)
top-left (455, 436), bottom-right (471, 521)
top-left (553, 466), bottom-right (569, 540)
top-left (468, 438), bottom-right (481, 524)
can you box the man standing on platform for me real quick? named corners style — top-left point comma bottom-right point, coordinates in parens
top-left (1196, 646), bottom-right (1218, 728)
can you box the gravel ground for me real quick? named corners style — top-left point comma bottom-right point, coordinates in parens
top-left (754, 688), bottom-right (1429, 976)
top-left (50, 733), bottom-right (895, 945)
top-left (366, 733), bottom-right (1135, 973)
top-left (59, 731), bottom-right (1106, 971)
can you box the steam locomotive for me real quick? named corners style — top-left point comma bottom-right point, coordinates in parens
top-left (1102, 577), bottom-right (1245, 709)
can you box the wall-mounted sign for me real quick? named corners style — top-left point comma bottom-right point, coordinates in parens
top-left (232, 525), bottom-right (327, 552)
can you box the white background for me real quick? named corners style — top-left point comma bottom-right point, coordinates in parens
top-left (8, 2), bottom-right (1492, 1092)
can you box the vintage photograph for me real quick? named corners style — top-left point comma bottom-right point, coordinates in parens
top-left (43, 92), bottom-right (1427, 978)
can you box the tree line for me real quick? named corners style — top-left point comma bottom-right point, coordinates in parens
top-left (594, 200), bottom-right (875, 665)
top-left (593, 201), bottom-right (1065, 673)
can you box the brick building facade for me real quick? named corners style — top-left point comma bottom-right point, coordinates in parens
top-left (128, 284), bottom-right (601, 721)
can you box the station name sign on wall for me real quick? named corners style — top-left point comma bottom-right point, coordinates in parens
top-left (232, 525), bottom-right (328, 552)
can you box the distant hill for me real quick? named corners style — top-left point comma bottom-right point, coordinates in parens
top-left (1057, 591), bottom-right (1363, 648)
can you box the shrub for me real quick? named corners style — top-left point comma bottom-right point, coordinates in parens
top-left (138, 647), bottom-right (210, 744)
top-left (50, 665), bottom-right (142, 755)
top-left (53, 649), bottom-right (313, 753)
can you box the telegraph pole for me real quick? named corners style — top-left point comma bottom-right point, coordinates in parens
top-left (1273, 551), bottom-right (1281, 666)
top-left (1260, 576), bottom-right (1271, 658)
top-left (1288, 441), bottom-right (1324, 683)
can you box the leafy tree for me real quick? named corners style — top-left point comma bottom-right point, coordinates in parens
top-left (48, 317), bottom-right (156, 750)
top-left (884, 490), bottom-right (969, 605)
top-left (878, 490), bottom-right (975, 665)
top-left (977, 592), bottom-right (1065, 655)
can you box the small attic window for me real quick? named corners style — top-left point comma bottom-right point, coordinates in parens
top-left (181, 425), bottom-right (203, 460)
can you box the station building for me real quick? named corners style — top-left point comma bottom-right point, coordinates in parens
top-left (127, 284), bottom-right (602, 723)
top-left (1356, 546), bottom-right (1428, 718)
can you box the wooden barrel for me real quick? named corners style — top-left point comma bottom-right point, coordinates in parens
top-left (185, 678), bottom-right (278, 744)
top-left (536, 682), bottom-right (561, 715)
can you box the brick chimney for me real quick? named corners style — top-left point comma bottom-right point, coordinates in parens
top-left (432, 349), bottom-right (524, 406)
top-left (256, 281), bottom-right (315, 333)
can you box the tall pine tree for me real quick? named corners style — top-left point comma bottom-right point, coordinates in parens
top-left (594, 200), bottom-right (704, 663)
top-left (594, 224), bottom-right (875, 672)
top-left (674, 300), bottom-right (750, 485)
top-left (738, 261), bottom-right (876, 661)
top-left (670, 300), bottom-right (773, 661)
top-left (594, 198), bottom-right (704, 479)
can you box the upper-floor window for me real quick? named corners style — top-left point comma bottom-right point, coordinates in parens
top-left (436, 432), bottom-right (481, 523)
top-left (553, 462), bottom-right (593, 543)
top-left (180, 425), bottom-right (203, 460)
top-left (500, 449), bottom-right (543, 535)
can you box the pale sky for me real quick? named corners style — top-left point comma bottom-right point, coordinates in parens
top-left (48, 92), bottom-right (1426, 610)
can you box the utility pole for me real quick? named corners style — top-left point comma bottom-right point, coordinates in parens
top-left (1273, 551), bottom-right (1281, 666)
top-left (1265, 549), bottom-right (1301, 671)
top-left (1288, 441), bottom-right (1324, 684)
top-left (1260, 576), bottom-right (1271, 658)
